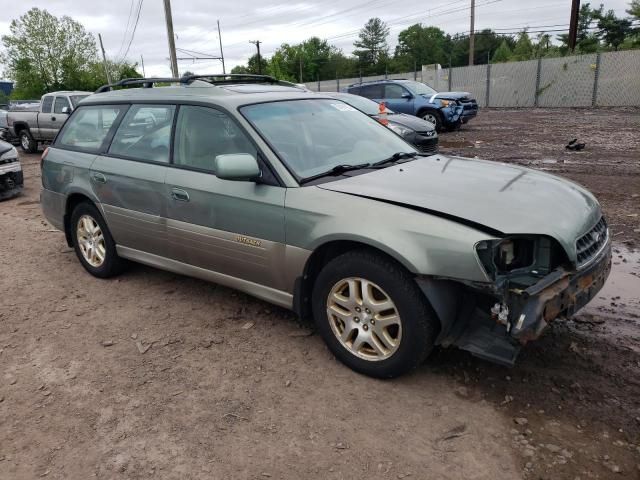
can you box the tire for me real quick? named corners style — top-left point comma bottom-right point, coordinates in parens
top-left (312, 249), bottom-right (439, 378)
top-left (70, 202), bottom-right (125, 278)
top-left (19, 130), bottom-right (38, 153)
top-left (419, 110), bottom-right (443, 132)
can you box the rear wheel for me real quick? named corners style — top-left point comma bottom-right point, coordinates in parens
top-left (70, 202), bottom-right (125, 278)
top-left (19, 130), bottom-right (37, 153)
top-left (312, 250), bottom-right (439, 378)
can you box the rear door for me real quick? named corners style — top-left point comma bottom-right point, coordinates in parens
top-left (36, 95), bottom-right (55, 139)
top-left (165, 104), bottom-right (287, 291)
top-left (90, 104), bottom-right (176, 257)
top-left (358, 84), bottom-right (384, 103)
top-left (383, 83), bottom-right (414, 114)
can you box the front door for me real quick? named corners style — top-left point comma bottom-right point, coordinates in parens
top-left (90, 104), bottom-right (176, 257)
top-left (49, 97), bottom-right (72, 140)
top-left (165, 105), bottom-right (287, 291)
top-left (383, 84), bottom-right (414, 114)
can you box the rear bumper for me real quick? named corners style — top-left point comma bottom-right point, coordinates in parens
top-left (40, 188), bottom-right (66, 231)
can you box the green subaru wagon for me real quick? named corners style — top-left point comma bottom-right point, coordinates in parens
top-left (40, 75), bottom-right (611, 378)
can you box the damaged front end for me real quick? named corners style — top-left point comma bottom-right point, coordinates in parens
top-left (421, 221), bottom-right (612, 366)
top-left (0, 144), bottom-right (24, 200)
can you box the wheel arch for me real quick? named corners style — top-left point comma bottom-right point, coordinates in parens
top-left (293, 238), bottom-right (421, 321)
top-left (63, 192), bottom-right (100, 247)
top-left (13, 122), bottom-right (29, 135)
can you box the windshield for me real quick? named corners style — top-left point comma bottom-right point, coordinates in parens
top-left (401, 81), bottom-right (437, 96)
top-left (241, 99), bottom-right (415, 179)
top-left (70, 95), bottom-right (89, 107)
top-left (328, 94), bottom-right (385, 116)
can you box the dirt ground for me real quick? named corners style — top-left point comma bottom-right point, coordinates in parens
top-left (1, 108), bottom-right (639, 480)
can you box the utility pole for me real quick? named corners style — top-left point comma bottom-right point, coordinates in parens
top-left (163, 0), bottom-right (179, 78)
top-left (140, 55), bottom-right (146, 77)
top-left (299, 56), bottom-right (303, 83)
top-left (217, 20), bottom-right (226, 74)
top-left (568, 0), bottom-right (581, 52)
top-left (250, 40), bottom-right (262, 74)
top-left (98, 34), bottom-right (112, 84)
top-left (468, 0), bottom-right (475, 66)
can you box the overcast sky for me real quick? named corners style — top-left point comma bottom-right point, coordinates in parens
top-left (0, 0), bottom-right (634, 78)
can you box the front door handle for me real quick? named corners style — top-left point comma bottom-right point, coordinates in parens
top-left (91, 172), bottom-right (107, 184)
top-left (171, 188), bottom-right (190, 202)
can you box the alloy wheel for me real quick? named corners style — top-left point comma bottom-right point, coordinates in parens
top-left (422, 113), bottom-right (437, 126)
top-left (326, 277), bottom-right (402, 361)
top-left (76, 214), bottom-right (106, 267)
top-left (21, 134), bottom-right (30, 150)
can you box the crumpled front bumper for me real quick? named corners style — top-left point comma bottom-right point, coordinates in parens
top-left (0, 161), bottom-right (23, 200)
top-left (441, 105), bottom-right (464, 126)
top-left (504, 240), bottom-right (612, 343)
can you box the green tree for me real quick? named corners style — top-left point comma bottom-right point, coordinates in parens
top-left (596, 9), bottom-right (634, 50)
top-left (491, 40), bottom-right (512, 62)
top-left (353, 18), bottom-right (390, 73)
top-left (231, 54), bottom-right (266, 75)
top-left (394, 24), bottom-right (449, 70)
top-left (558, 3), bottom-right (603, 53)
top-left (1, 8), bottom-right (98, 98)
top-left (511, 30), bottom-right (534, 61)
top-left (627, 0), bottom-right (640, 19)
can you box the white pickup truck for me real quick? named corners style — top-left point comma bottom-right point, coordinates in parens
top-left (7, 91), bottom-right (91, 153)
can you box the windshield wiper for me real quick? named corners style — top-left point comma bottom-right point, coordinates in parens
top-left (371, 151), bottom-right (421, 168)
top-left (299, 163), bottom-right (371, 184)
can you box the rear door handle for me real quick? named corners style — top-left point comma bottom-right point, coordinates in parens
top-left (91, 172), bottom-right (107, 184)
top-left (171, 188), bottom-right (190, 202)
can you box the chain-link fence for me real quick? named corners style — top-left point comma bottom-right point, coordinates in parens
top-left (304, 49), bottom-right (640, 107)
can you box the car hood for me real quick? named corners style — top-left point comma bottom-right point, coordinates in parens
top-left (424, 91), bottom-right (473, 101)
top-left (317, 155), bottom-right (601, 259)
top-left (376, 113), bottom-right (436, 134)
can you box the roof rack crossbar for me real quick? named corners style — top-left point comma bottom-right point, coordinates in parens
top-left (347, 78), bottom-right (409, 88)
top-left (179, 73), bottom-right (281, 85)
top-left (95, 77), bottom-right (180, 93)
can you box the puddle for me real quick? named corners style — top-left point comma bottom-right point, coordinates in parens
top-left (584, 244), bottom-right (640, 320)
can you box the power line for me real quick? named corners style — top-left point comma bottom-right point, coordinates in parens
top-left (119, 0), bottom-right (144, 63)
top-left (115, 0), bottom-right (135, 60)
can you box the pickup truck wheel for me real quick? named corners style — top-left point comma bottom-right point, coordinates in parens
top-left (70, 202), bottom-right (125, 278)
top-left (312, 250), bottom-right (438, 378)
top-left (19, 130), bottom-right (38, 153)
top-left (420, 110), bottom-right (443, 132)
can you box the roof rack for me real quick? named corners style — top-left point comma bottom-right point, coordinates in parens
top-left (95, 77), bottom-right (179, 93)
top-left (95, 74), bottom-right (304, 94)
top-left (347, 78), bottom-right (409, 87)
top-left (180, 74), bottom-right (302, 88)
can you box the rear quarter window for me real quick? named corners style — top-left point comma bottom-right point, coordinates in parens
top-left (56, 105), bottom-right (126, 152)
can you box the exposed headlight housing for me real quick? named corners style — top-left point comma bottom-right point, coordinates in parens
top-left (475, 236), bottom-right (566, 283)
top-left (387, 123), bottom-right (412, 137)
top-left (0, 146), bottom-right (18, 162)
top-left (440, 99), bottom-right (455, 107)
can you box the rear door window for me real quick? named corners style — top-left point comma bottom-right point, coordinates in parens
top-left (41, 96), bottom-right (53, 113)
top-left (359, 84), bottom-right (384, 99)
top-left (56, 105), bottom-right (126, 152)
top-left (108, 105), bottom-right (176, 163)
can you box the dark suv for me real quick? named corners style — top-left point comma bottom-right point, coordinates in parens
top-left (347, 79), bottom-right (478, 131)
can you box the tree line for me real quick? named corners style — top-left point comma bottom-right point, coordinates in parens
top-left (1, 8), bottom-right (141, 101)
top-left (232, 2), bottom-right (640, 82)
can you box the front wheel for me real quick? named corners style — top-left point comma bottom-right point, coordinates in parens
top-left (312, 250), bottom-right (439, 378)
top-left (420, 110), bottom-right (443, 132)
top-left (19, 130), bottom-right (37, 153)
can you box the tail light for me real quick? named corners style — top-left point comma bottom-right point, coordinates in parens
top-left (40, 147), bottom-right (49, 169)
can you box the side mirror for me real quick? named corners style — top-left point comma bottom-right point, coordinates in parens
top-left (61, 106), bottom-right (71, 114)
top-left (214, 153), bottom-right (261, 181)
top-left (401, 92), bottom-right (412, 99)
